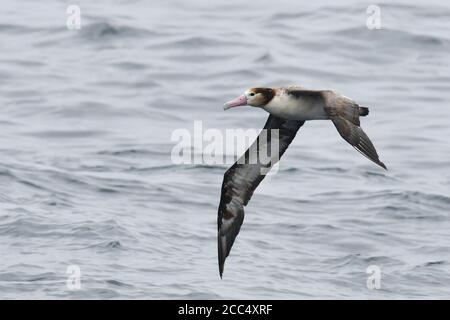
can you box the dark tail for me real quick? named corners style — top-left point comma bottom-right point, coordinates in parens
top-left (359, 107), bottom-right (369, 117)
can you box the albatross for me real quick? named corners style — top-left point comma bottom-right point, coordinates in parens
top-left (217, 86), bottom-right (387, 278)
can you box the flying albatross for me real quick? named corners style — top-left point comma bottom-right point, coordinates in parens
top-left (217, 86), bottom-right (387, 278)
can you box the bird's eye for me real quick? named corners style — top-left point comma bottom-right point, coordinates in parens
top-left (249, 93), bottom-right (255, 96)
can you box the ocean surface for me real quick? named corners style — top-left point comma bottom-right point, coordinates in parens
top-left (1, 0), bottom-right (450, 299)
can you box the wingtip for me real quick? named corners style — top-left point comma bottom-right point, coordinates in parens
top-left (218, 235), bottom-right (225, 279)
top-left (378, 161), bottom-right (388, 170)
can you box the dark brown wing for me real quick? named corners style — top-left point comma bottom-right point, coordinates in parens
top-left (217, 115), bottom-right (305, 278)
top-left (332, 116), bottom-right (387, 170)
top-left (285, 87), bottom-right (328, 106)
top-left (288, 87), bottom-right (386, 169)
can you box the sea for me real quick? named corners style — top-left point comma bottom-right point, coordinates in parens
top-left (0, 0), bottom-right (449, 299)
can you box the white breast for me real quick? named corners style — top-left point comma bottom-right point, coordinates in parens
top-left (262, 93), bottom-right (327, 121)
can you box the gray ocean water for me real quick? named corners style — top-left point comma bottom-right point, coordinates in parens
top-left (1, 0), bottom-right (450, 299)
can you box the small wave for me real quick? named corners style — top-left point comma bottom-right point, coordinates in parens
top-left (97, 147), bottom-right (169, 157)
top-left (255, 52), bottom-right (273, 63)
top-left (79, 22), bottom-right (155, 41)
top-left (21, 129), bottom-right (109, 139)
top-left (106, 240), bottom-right (122, 248)
top-left (1, 59), bottom-right (45, 68)
top-left (0, 271), bottom-right (58, 283)
top-left (109, 61), bottom-right (148, 71)
top-left (0, 23), bottom-right (39, 34)
top-left (150, 36), bottom-right (251, 50)
top-left (424, 261), bottom-right (446, 267)
top-left (333, 27), bottom-right (450, 50)
top-left (105, 279), bottom-right (133, 287)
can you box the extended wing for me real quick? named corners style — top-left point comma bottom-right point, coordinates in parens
top-left (217, 115), bottom-right (305, 277)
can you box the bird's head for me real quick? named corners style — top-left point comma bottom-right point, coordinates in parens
top-left (224, 88), bottom-right (275, 110)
